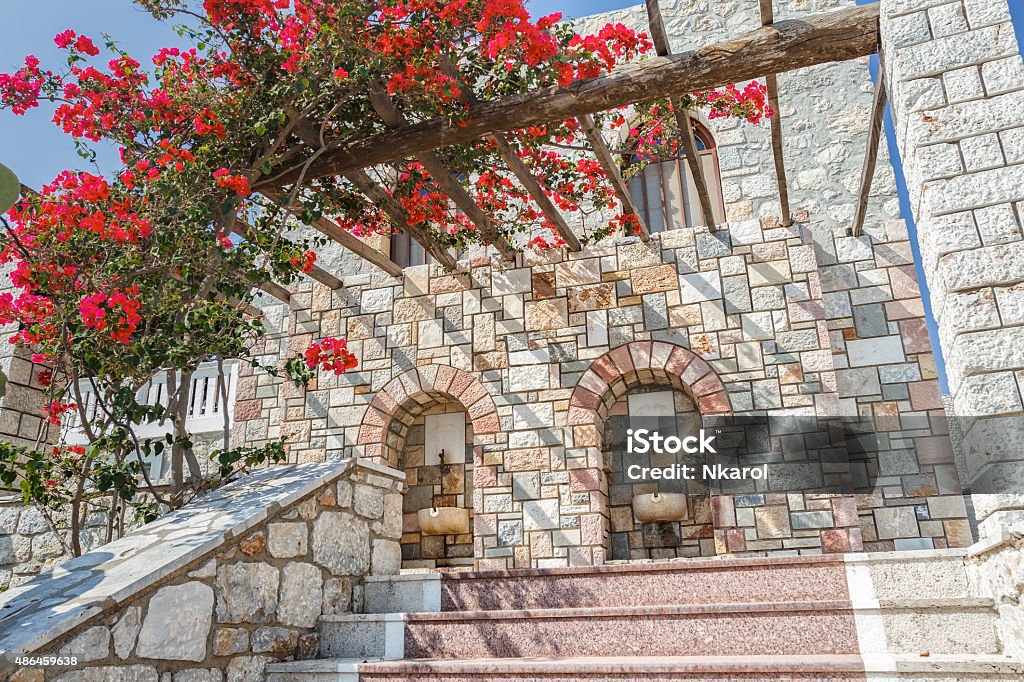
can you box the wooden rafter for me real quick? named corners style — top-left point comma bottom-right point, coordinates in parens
top-left (283, 107), bottom-right (459, 272)
top-left (645, 0), bottom-right (717, 232)
top-left (438, 57), bottom-right (582, 252)
top-left (256, 280), bottom-right (292, 303)
top-left (259, 4), bottom-right (880, 188)
top-left (261, 188), bottom-right (405, 278)
top-left (760, 0), bottom-right (793, 227)
top-left (579, 114), bottom-right (650, 242)
top-left (344, 170), bottom-right (460, 271)
top-left (490, 136), bottom-right (582, 251)
top-left (851, 60), bottom-right (888, 238)
top-left (367, 87), bottom-right (518, 262)
top-left (232, 217), bottom-right (345, 290)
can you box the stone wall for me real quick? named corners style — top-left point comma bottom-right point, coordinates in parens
top-left (0, 460), bottom-right (404, 681)
top-left (234, 207), bottom-right (968, 568)
top-left (0, 499), bottom-right (109, 593)
top-left (882, 0), bottom-right (1024, 511)
top-left (0, 262), bottom-right (54, 451)
top-left (879, 0), bottom-right (1024, 660)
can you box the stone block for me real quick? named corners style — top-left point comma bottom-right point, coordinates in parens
top-left (748, 261), bottom-right (792, 286)
top-left (313, 511), bottom-right (370, 575)
top-left (508, 365), bottom-right (551, 392)
top-left (568, 284), bottom-right (615, 312)
top-left (267, 522), bottom-right (308, 559)
top-left (835, 236), bottom-right (873, 263)
top-left (277, 562), bottom-right (323, 628)
top-left (875, 506), bottom-right (920, 539)
top-left (214, 628), bottom-right (249, 656)
top-left (112, 606), bottom-right (141, 659)
top-left (137, 582), bottom-right (213, 660)
top-left (59, 625), bottom-right (110, 663)
top-left (522, 499), bottom-right (560, 531)
top-left (847, 336), bottom-right (906, 367)
top-left (251, 626), bottom-right (298, 655)
top-left (525, 298), bottom-right (569, 331)
top-left (678, 271), bottom-right (721, 304)
top-left (631, 265), bottom-right (678, 294)
top-left (754, 505), bottom-right (791, 539)
top-left (555, 259), bottom-right (600, 287)
top-left (491, 269), bottom-right (531, 295)
top-left (512, 403), bottom-right (554, 429)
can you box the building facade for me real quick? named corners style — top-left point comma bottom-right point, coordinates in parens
top-left (228, 0), bottom-right (977, 570)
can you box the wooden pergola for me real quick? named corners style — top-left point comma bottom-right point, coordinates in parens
top-left (249, 1), bottom-right (884, 299)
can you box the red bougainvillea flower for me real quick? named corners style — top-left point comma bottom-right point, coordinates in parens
top-left (44, 401), bottom-right (77, 425)
top-left (304, 337), bottom-right (358, 374)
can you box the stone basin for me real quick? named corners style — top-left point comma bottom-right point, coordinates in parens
top-left (632, 493), bottom-right (689, 523)
top-left (417, 507), bottom-right (470, 536)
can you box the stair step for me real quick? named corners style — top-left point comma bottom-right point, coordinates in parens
top-left (320, 599), bottom-right (999, 660)
top-left (439, 555), bottom-right (850, 611)
top-left (354, 654), bottom-right (1024, 681)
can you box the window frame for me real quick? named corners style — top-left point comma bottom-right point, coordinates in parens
top-left (625, 119), bottom-right (726, 233)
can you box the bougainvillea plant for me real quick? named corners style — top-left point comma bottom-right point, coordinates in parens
top-left (0, 0), bottom-right (770, 553)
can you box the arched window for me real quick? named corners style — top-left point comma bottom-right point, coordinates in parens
top-left (626, 120), bottom-right (726, 232)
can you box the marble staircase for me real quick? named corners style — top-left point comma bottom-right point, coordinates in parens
top-left (266, 551), bottom-right (1024, 681)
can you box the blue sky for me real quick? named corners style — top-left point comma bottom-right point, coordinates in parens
top-left (2, 1), bottom-right (1023, 392)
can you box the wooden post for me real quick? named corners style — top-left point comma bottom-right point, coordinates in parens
top-left (233, 218), bottom-right (345, 290)
top-left (368, 88), bottom-right (519, 262)
top-left (851, 63), bottom-right (888, 237)
top-left (262, 189), bottom-right (405, 278)
top-left (760, 0), bottom-right (794, 227)
top-left (435, 56), bottom-right (583, 251)
top-left (645, 0), bottom-right (718, 232)
top-left (284, 106), bottom-right (458, 271)
top-left (345, 170), bottom-right (460, 271)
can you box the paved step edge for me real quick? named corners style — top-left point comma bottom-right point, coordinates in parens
top-left (352, 654), bottom-right (1024, 675)
top-left (326, 598), bottom-right (993, 624)
top-left (268, 654), bottom-right (1024, 677)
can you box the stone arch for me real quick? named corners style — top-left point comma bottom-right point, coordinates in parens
top-left (569, 341), bottom-right (731, 441)
top-left (569, 341), bottom-right (732, 562)
top-left (357, 365), bottom-right (498, 467)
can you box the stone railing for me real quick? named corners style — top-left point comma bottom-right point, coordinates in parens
top-left (0, 459), bottom-right (404, 681)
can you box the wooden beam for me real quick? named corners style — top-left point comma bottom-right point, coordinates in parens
top-left (645, 0), bottom-right (718, 232)
top-left (344, 170), bottom-right (460, 271)
top-left (491, 136), bottom-right (582, 251)
top-left (760, 1), bottom-right (793, 227)
top-left (283, 107), bottom-right (459, 272)
top-left (579, 114), bottom-right (650, 242)
top-left (261, 189), bottom-right (405, 278)
top-left (851, 62), bottom-right (888, 238)
top-left (260, 4), bottom-right (880, 187)
top-left (437, 57), bottom-right (582, 252)
top-left (232, 218), bottom-right (345, 290)
top-left (256, 280), bottom-right (291, 303)
top-left (367, 87), bottom-right (518, 261)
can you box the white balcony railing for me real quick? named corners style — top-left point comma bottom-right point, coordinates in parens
top-left (65, 361), bottom-right (238, 480)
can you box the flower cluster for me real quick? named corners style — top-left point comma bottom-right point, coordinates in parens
top-left (78, 288), bottom-right (143, 344)
top-left (213, 168), bottom-right (252, 197)
top-left (304, 337), bottom-right (358, 375)
top-left (703, 81), bottom-right (773, 124)
top-left (44, 401), bottom-right (77, 426)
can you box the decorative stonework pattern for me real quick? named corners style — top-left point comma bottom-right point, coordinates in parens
top-left (234, 209), bottom-right (967, 567)
top-left (0, 460), bottom-right (404, 680)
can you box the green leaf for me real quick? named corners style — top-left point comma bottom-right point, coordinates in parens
top-left (0, 162), bottom-right (19, 214)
